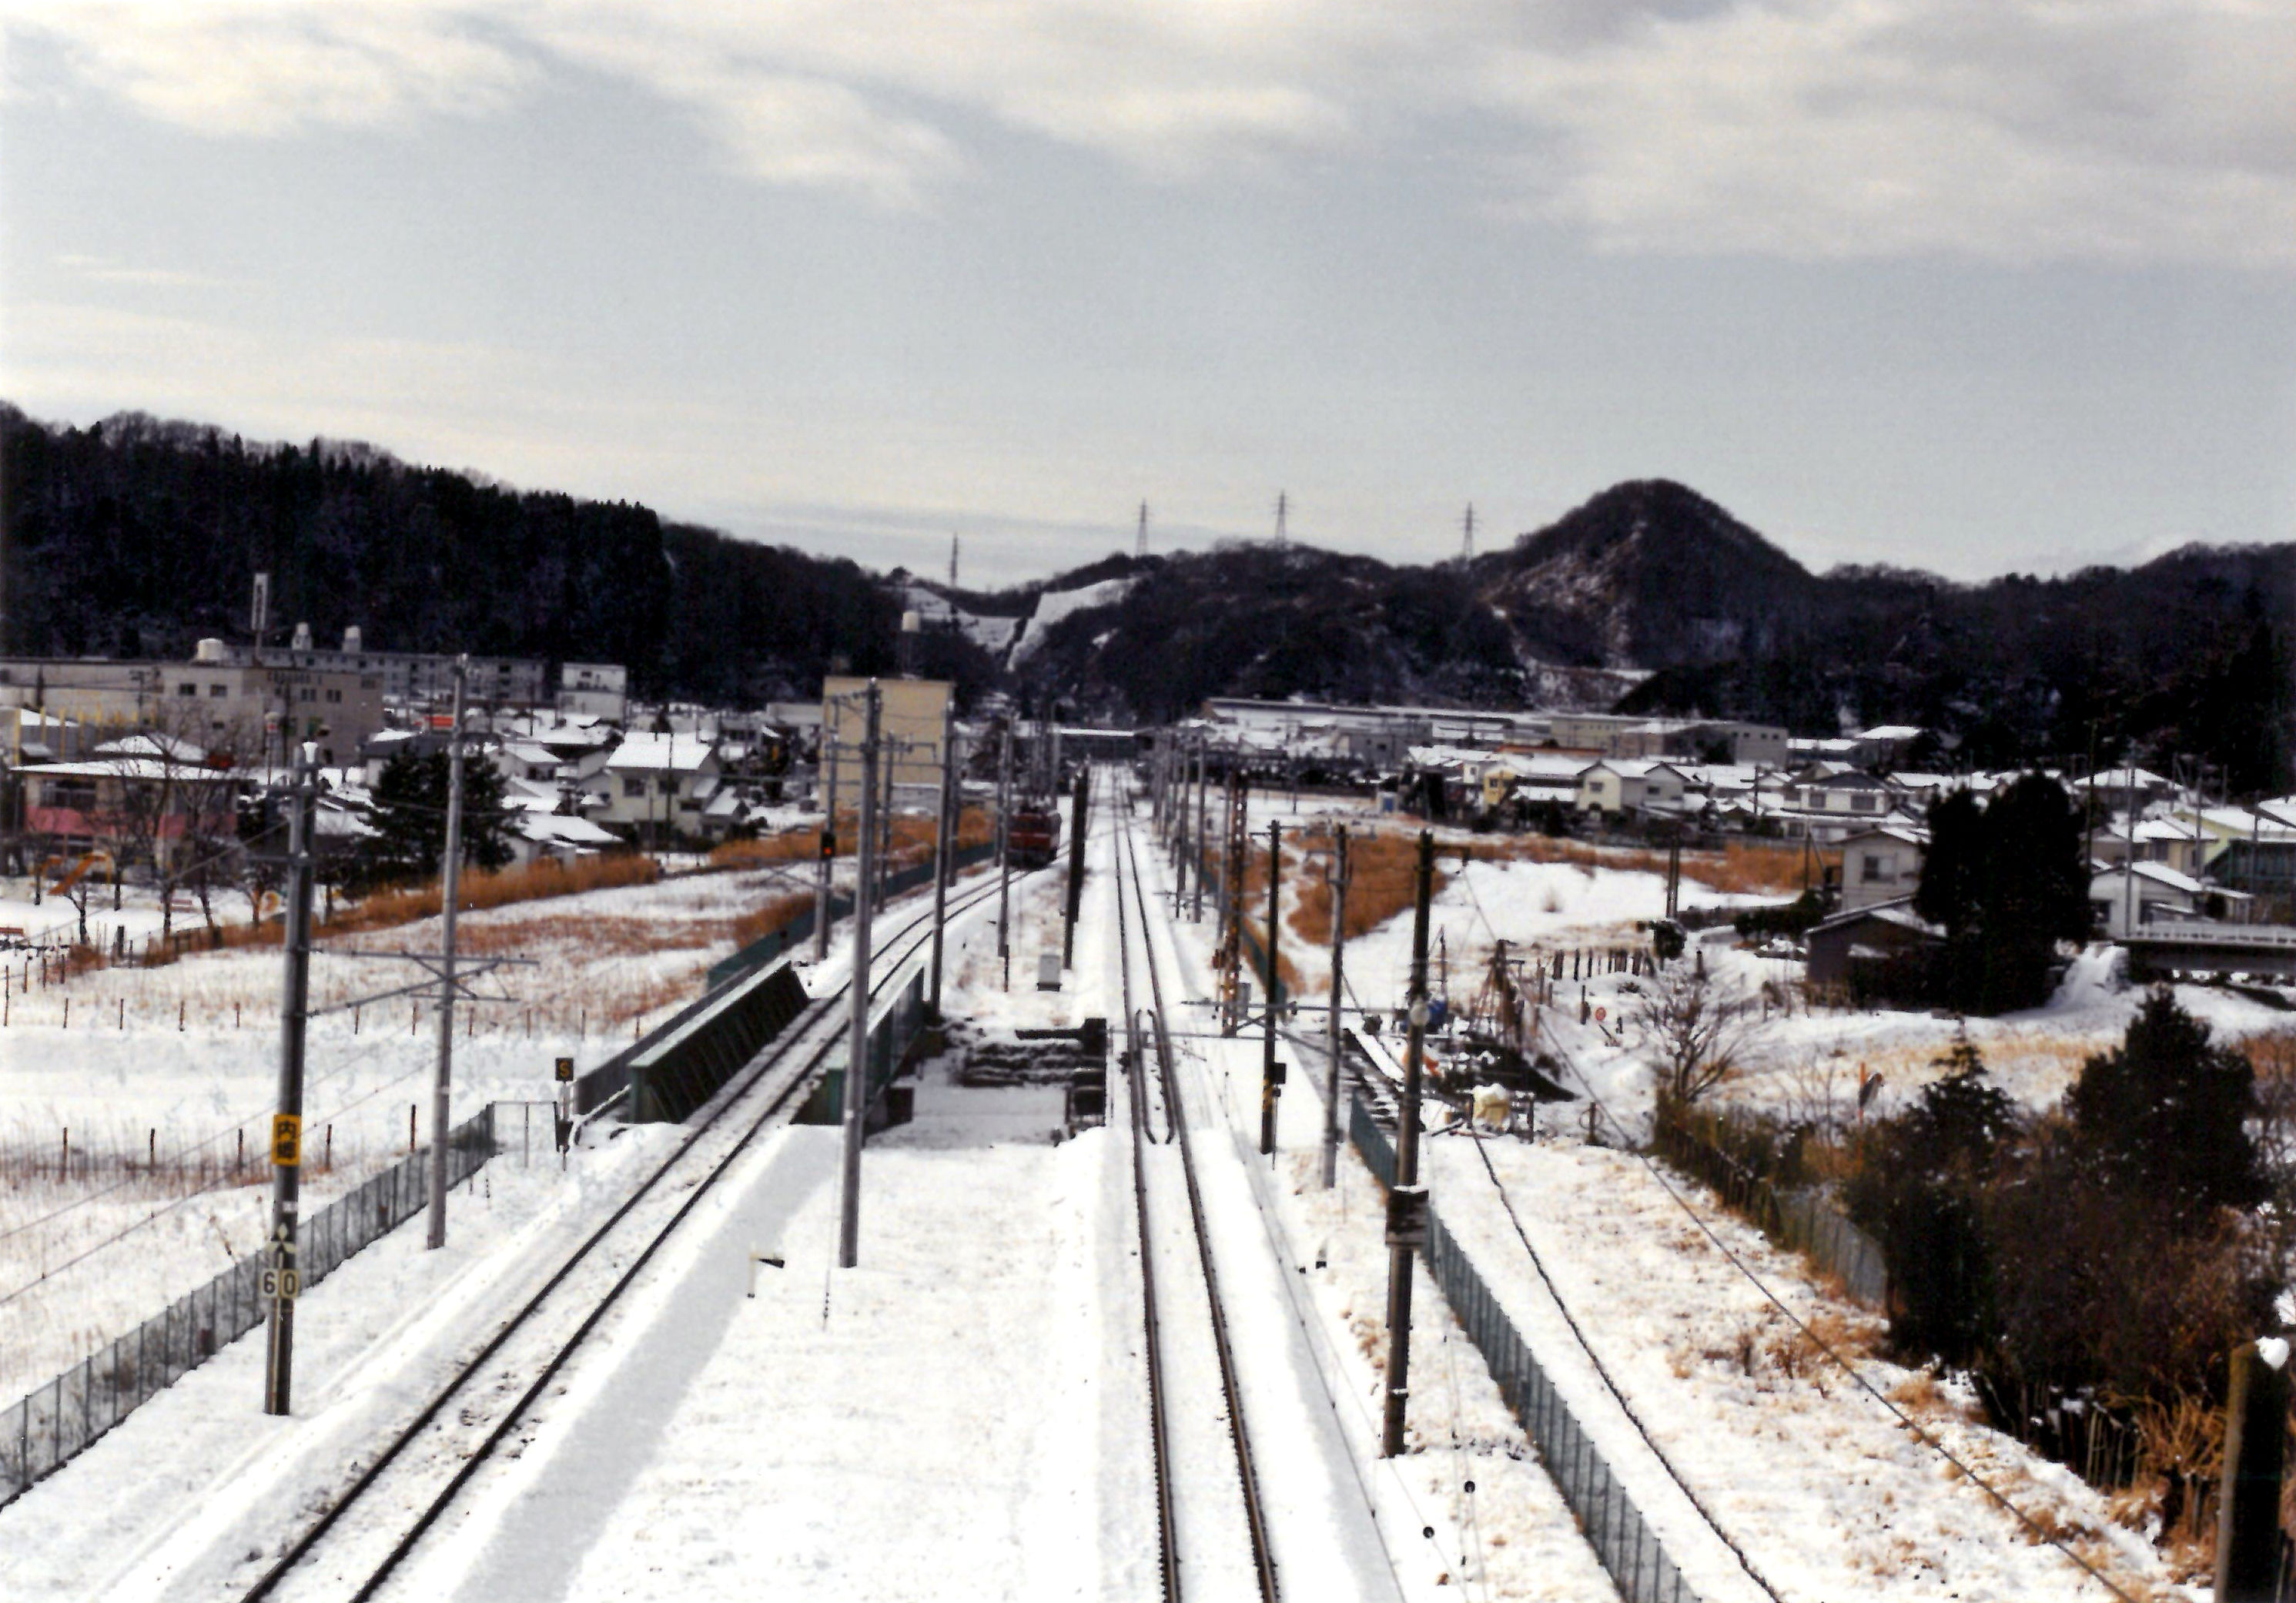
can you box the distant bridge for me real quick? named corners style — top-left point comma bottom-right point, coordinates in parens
top-left (2121, 921), bottom-right (2296, 982)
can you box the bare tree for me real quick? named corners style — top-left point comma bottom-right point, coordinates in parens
top-left (103, 705), bottom-right (244, 942)
top-left (1632, 959), bottom-right (1756, 1105)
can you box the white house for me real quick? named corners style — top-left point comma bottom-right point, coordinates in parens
top-left (2090, 862), bottom-right (2246, 939)
top-left (510, 809), bottom-right (624, 866)
top-left (1839, 825), bottom-right (1928, 911)
top-left (1575, 759), bottom-right (1689, 816)
top-left (595, 734), bottom-right (720, 842)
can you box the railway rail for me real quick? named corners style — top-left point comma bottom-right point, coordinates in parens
top-left (1113, 788), bottom-right (1280, 1603)
top-left (235, 868), bottom-right (1016, 1603)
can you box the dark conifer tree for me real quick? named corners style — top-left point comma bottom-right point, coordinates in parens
top-left (2064, 986), bottom-right (2264, 1223)
top-left (349, 751), bottom-right (516, 890)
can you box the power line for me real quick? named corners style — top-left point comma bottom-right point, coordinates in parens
top-left (1534, 1016), bottom-right (2144, 1602)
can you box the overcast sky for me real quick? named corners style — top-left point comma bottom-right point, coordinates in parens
top-left (3, 2), bottom-right (2291, 589)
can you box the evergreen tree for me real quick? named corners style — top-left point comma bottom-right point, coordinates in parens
top-left (1915, 774), bottom-right (2089, 1013)
top-left (1845, 1035), bottom-right (2020, 1363)
top-left (350, 750), bottom-right (516, 890)
top-left (2064, 987), bottom-right (2264, 1223)
top-left (1914, 788), bottom-right (1985, 934)
top-left (1972, 773), bottom-right (2091, 1012)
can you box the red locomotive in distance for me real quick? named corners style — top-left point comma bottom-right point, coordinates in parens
top-left (1008, 803), bottom-right (1062, 869)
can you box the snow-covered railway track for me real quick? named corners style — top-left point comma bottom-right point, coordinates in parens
top-left (232, 872), bottom-right (1012, 1603)
top-left (1113, 793), bottom-right (1280, 1603)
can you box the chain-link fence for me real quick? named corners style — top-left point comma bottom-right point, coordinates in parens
top-left (1652, 1105), bottom-right (1889, 1310)
top-left (1, 1103), bottom-right (496, 1511)
top-left (1351, 1092), bottom-right (1708, 1603)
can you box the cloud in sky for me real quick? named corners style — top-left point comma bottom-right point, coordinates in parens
top-left (7, 0), bottom-right (2291, 260)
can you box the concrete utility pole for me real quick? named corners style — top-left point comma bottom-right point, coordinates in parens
top-left (996, 722), bottom-right (1014, 989)
top-left (929, 701), bottom-right (959, 1015)
top-left (1063, 768), bottom-right (1089, 968)
top-left (263, 746), bottom-right (317, 1414)
top-left (1260, 819), bottom-right (1284, 1155)
top-left (838, 681), bottom-right (881, 1269)
top-left (1321, 825), bottom-right (1349, 1190)
top-left (1381, 830), bottom-right (1436, 1459)
top-left (427, 658), bottom-right (467, 1252)
top-left (815, 723), bottom-right (840, 962)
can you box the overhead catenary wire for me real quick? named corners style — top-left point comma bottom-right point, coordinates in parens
top-left (1115, 786), bottom-right (1427, 1601)
top-left (1402, 854), bottom-right (2140, 1601)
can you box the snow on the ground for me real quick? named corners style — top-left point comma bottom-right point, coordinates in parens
top-left (0, 774), bottom-right (2230, 1602)
top-left (0, 858), bottom-right (850, 1397)
top-left (1134, 818), bottom-right (1635, 1600)
top-left (0, 1120), bottom-right (688, 1601)
top-left (1009, 577), bottom-right (1133, 661)
top-left (1418, 1120), bottom-right (2194, 1601)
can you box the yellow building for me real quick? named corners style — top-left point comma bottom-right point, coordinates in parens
top-left (820, 678), bottom-right (953, 812)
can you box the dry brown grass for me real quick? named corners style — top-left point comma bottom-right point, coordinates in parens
top-left (321, 853), bottom-right (661, 937)
top-left (1284, 825), bottom-right (1454, 947)
top-left (1278, 827), bottom-right (1821, 950)
top-left (707, 806), bottom-right (995, 869)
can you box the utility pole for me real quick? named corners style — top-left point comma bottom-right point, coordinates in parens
top-left (2124, 756), bottom-right (2139, 939)
top-left (1063, 768), bottom-right (1089, 968)
top-left (996, 722), bottom-right (1014, 989)
top-left (427, 658), bottom-right (467, 1251)
top-left (263, 746), bottom-right (316, 1415)
top-left (876, 731), bottom-right (896, 912)
top-left (1381, 830), bottom-right (1436, 1458)
top-left (838, 681), bottom-right (881, 1270)
top-left (949, 532), bottom-right (960, 587)
top-left (1191, 741), bottom-right (1209, 923)
top-left (1136, 500), bottom-right (1150, 559)
top-left (815, 721), bottom-right (840, 962)
top-left (929, 699), bottom-right (959, 1015)
top-left (1321, 825), bottom-right (1348, 1189)
top-left (1260, 818), bottom-right (1282, 1155)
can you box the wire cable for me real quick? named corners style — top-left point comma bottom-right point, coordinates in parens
top-left (1535, 1014), bottom-right (2144, 1603)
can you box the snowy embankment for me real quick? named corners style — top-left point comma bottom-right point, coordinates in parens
top-left (0, 862), bottom-right (821, 1397)
top-left (1290, 819), bottom-right (2215, 1597)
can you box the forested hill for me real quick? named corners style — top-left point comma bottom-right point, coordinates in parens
top-left (0, 407), bottom-right (978, 705)
top-left (4, 406), bottom-right (2291, 791)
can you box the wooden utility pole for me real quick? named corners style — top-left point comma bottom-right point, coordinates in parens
top-left (1191, 741), bottom-right (1210, 923)
top-left (1260, 819), bottom-right (1283, 1154)
top-left (838, 681), bottom-right (881, 1268)
top-left (1217, 772), bottom-right (1249, 1033)
top-left (1380, 830), bottom-right (1435, 1458)
top-left (427, 658), bottom-right (467, 1251)
top-left (2216, 1340), bottom-right (2291, 1601)
top-left (263, 748), bottom-right (316, 1415)
top-left (1321, 826), bottom-right (1348, 1189)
